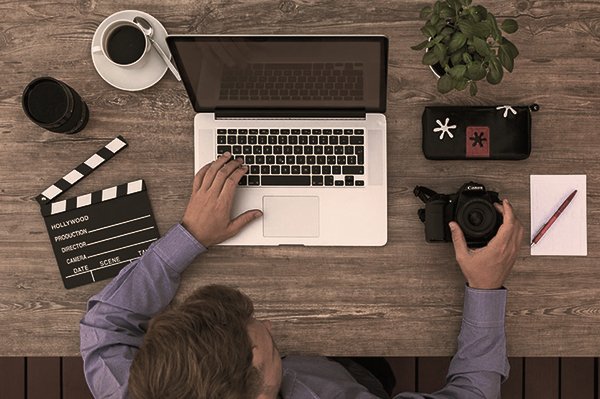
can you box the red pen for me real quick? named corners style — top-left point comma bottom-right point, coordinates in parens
top-left (531, 189), bottom-right (578, 246)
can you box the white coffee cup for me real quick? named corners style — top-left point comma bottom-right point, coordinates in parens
top-left (92, 20), bottom-right (150, 68)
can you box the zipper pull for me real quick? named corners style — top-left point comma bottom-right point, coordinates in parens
top-left (530, 103), bottom-right (540, 112)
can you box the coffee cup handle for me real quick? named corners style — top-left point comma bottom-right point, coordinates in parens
top-left (92, 45), bottom-right (102, 54)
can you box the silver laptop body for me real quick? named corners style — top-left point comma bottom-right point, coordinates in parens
top-left (167, 35), bottom-right (388, 246)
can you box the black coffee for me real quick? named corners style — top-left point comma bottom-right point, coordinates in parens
top-left (106, 25), bottom-right (145, 65)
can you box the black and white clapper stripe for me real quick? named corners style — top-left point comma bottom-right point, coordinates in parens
top-left (40, 179), bottom-right (146, 217)
top-left (35, 136), bottom-right (128, 205)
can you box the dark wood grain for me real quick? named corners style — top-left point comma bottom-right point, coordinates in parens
top-left (388, 357), bottom-right (416, 395)
top-left (524, 357), bottom-right (559, 399)
top-left (416, 357), bottom-right (452, 393)
top-left (0, 357), bottom-right (25, 398)
top-left (502, 357), bottom-right (523, 399)
top-left (561, 357), bottom-right (595, 399)
top-left (62, 357), bottom-right (93, 399)
top-left (27, 357), bottom-right (61, 399)
top-left (0, 0), bottom-right (600, 357)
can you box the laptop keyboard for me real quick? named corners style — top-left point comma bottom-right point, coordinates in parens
top-left (216, 128), bottom-right (365, 187)
top-left (219, 63), bottom-right (364, 102)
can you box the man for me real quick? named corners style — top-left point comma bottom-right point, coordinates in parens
top-left (80, 152), bottom-right (524, 399)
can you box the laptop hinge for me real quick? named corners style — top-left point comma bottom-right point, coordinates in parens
top-left (214, 109), bottom-right (367, 119)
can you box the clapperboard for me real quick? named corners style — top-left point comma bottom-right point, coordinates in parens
top-left (36, 136), bottom-right (160, 289)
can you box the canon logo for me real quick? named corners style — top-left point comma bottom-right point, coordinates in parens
top-left (466, 185), bottom-right (484, 190)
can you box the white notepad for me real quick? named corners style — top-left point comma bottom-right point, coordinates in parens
top-left (530, 175), bottom-right (587, 256)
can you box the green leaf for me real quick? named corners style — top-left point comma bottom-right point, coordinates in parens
top-left (441, 27), bottom-right (455, 36)
top-left (486, 56), bottom-right (504, 84)
top-left (411, 40), bottom-right (430, 51)
top-left (448, 32), bottom-right (467, 52)
top-left (458, 19), bottom-right (475, 37)
top-left (501, 37), bottom-right (520, 58)
top-left (434, 0), bottom-right (442, 14)
top-left (448, 64), bottom-right (467, 78)
top-left (472, 36), bottom-right (490, 57)
top-left (450, 50), bottom-right (465, 66)
top-left (454, 77), bottom-right (469, 91)
top-left (469, 81), bottom-right (478, 96)
top-left (487, 14), bottom-right (501, 41)
top-left (420, 6), bottom-right (433, 20)
top-left (473, 5), bottom-right (488, 20)
top-left (466, 61), bottom-right (486, 80)
top-left (430, 13), bottom-right (440, 25)
top-left (437, 73), bottom-right (454, 94)
top-left (472, 22), bottom-right (492, 38)
top-left (460, 0), bottom-right (472, 6)
top-left (434, 43), bottom-right (447, 61)
top-left (422, 50), bottom-right (439, 65)
top-left (421, 24), bottom-right (437, 38)
top-left (440, 5), bottom-right (454, 18)
top-left (501, 18), bottom-right (519, 34)
top-left (446, 0), bottom-right (461, 11)
top-left (462, 52), bottom-right (473, 64)
top-left (498, 45), bottom-right (514, 72)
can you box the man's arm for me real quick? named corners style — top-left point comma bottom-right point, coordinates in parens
top-left (79, 225), bottom-right (205, 398)
top-left (395, 199), bottom-right (524, 399)
top-left (80, 153), bottom-right (262, 398)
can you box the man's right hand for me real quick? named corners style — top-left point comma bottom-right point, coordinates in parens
top-left (182, 153), bottom-right (263, 247)
top-left (449, 199), bottom-right (525, 290)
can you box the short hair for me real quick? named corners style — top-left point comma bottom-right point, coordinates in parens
top-left (129, 285), bottom-right (262, 399)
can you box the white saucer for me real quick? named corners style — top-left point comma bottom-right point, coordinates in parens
top-left (91, 10), bottom-right (170, 91)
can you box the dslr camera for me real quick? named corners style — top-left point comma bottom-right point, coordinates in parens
top-left (414, 182), bottom-right (503, 248)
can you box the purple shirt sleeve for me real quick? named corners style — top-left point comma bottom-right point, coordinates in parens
top-left (394, 286), bottom-right (509, 399)
top-left (79, 224), bottom-right (205, 399)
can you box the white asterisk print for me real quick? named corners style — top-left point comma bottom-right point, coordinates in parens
top-left (496, 105), bottom-right (517, 118)
top-left (433, 118), bottom-right (457, 140)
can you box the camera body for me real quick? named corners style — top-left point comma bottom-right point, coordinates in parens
top-left (416, 182), bottom-right (502, 248)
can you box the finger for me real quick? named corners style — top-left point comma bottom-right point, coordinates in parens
top-left (494, 202), bottom-right (504, 214)
top-left (220, 164), bottom-right (248, 204)
top-left (209, 157), bottom-right (243, 192)
top-left (449, 222), bottom-right (469, 260)
top-left (228, 209), bottom-right (263, 236)
top-left (192, 163), bottom-right (211, 193)
top-left (500, 199), bottom-right (515, 225)
top-left (201, 152), bottom-right (232, 191)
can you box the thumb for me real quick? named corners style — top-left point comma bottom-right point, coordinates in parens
top-left (228, 209), bottom-right (263, 236)
top-left (449, 222), bottom-right (469, 258)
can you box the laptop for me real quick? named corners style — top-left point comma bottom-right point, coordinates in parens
top-left (166, 35), bottom-right (388, 246)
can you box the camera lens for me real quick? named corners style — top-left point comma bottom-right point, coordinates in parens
top-left (456, 198), bottom-right (498, 239)
top-left (468, 210), bottom-right (484, 226)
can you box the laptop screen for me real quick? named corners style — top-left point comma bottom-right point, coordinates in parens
top-left (166, 36), bottom-right (388, 114)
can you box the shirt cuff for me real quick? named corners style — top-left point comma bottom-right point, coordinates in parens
top-left (463, 285), bottom-right (507, 328)
top-left (153, 224), bottom-right (207, 274)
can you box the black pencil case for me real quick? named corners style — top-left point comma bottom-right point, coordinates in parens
top-left (422, 105), bottom-right (538, 160)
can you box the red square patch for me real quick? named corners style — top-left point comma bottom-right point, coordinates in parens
top-left (466, 126), bottom-right (490, 158)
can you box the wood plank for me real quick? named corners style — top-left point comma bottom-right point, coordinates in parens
top-left (0, 357), bottom-right (25, 399)
top-left (62, 357), bottom-right (93, 399)
top-left (501, 357), bottom-right (523, 399)
top-left (416, 357), bottom-right (452, 394)
top-left (561, 357), bottom-right (595, 399)
top-left (27, 357), bottom-right (60, 399)
top-left (387, 357), bottom-right (416, 395)
top-left (524, 358), bottom-right (559, 399)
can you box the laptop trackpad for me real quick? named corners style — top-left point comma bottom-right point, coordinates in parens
top-left (263, 196), bottom-right (319, 238)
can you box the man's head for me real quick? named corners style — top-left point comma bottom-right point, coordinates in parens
top-left (129, 285), bottom-right (282, 399)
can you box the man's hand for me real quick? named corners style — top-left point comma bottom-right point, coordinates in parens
top-left (182, 153), bottom-right (263, 247)
top-left (449, 199), bottom-right (524, 290)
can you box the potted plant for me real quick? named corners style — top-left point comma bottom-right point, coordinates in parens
top-left (412, 0), bottom-right (519, 95)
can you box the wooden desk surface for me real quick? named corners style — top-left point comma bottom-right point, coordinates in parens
top-left (1, 0), bottom-right (599, 357)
